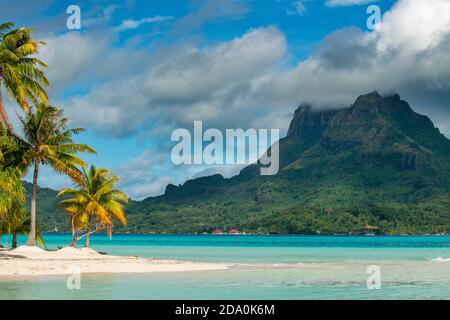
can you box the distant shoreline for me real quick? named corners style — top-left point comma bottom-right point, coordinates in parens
top-left (37, 232), bottom-right (450, 237)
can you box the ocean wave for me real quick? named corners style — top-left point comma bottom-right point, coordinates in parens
top-left (430, 257), bottom-right (450, 262)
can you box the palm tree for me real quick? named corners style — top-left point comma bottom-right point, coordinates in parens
top-left (58, 166), bottom-right (128, 247)
top-left (5, 205), bottom-right (46, 249)
top-left (19, 104), bottom-right (96, 246)
top-left (6, 203), bottom-right (27, 248)
top-left (0, 22), bottom-right (49, 131)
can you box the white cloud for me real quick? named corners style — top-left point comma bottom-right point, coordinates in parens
top-left (64, 26), bottom-right (288, 137)
top-left (372, 0), bottom-right (450, 52)
top-left (325, 0), bottom-right (380, 7)
top-left (287, 1), bottom-right (307, 15)
top-left (260, 0), bottom-right (450, 113)
top-left (65, 25), bottom-right (288, 198)
top-left (114, 16), bottom-right (174, 32)
top-left (115, 150), bottom-right (244, 199)
top-left (170, 0), bottom-right (248, 34)
top-left (38, 32), bottom-right (153, 98)
top-left (83, 4), bottom-right (121, 28)
top-left (38, 32), bottom-right (108, 93)
top-left (115, 151), bottom-right (175, 199)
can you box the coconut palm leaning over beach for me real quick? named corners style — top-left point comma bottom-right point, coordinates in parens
top-left (0, 22), bottom-right (49, 131)
top-left (58, 166), bottom-right (128, 247)
top-left (18, 104), bottom-right (96, 246)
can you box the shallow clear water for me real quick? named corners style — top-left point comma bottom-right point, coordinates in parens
top-left (1, 234), bottom-right (450, 299)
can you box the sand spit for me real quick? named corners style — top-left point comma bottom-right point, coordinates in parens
top-left (0, 246), bottom-right (228, 277)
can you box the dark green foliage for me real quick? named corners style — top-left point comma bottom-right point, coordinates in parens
top-left (22, 181), bottom-right (67, 232)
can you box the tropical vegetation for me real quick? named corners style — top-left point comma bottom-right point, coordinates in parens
top-left (17, 103), bottom-right (96, 245)
top-left (0, 22), bottom-right (49, 131)
top-left (0, 21), bottom-right (127, 249)
top-left (58, 166), bottom-right (128, 247)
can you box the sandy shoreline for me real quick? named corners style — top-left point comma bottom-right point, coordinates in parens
top-left (0, 246), bottom-right (229, 277)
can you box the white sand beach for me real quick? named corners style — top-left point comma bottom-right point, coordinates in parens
top-left (0, 246), bottom-right (229, 277)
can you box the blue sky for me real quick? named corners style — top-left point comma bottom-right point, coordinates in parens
top-left (2, 0), bottom-right (450, 199)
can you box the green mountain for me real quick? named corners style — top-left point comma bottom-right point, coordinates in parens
top-left (22, 181), bottom-right (67, 232)
top-left (31, 92), bottom-right (450, 234)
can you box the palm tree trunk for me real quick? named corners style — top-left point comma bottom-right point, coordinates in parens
top-left (84, 223), bottom-right (91, 248)
top-left (0, 88), bottom-right (13, 132)
top-left (70, 215), bottom-right (77, 247)
top-left (12, 232), bottom-right (17, 249)
top-left (26, 160), bottom-right (39, 246)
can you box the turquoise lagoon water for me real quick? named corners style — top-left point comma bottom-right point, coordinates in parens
top-left (1, 234), bottom-right (450, 299)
